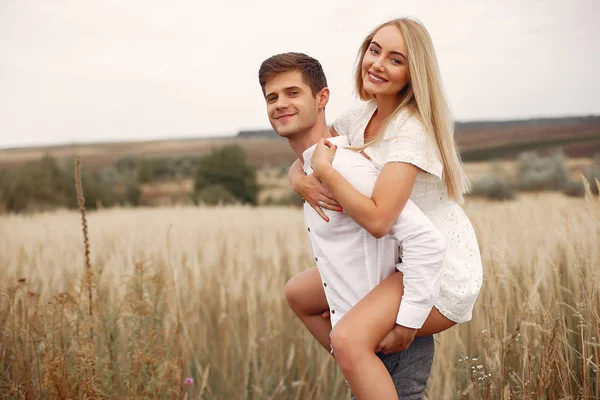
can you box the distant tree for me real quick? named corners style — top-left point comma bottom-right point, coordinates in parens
top-left (194, 145), bottom-right (259, 205)
top-left (0, 156), bottom-right (117, 213)
top-left (136, 159), bottom-right (154, 183)
top-left (517, 150), bottom-right (570, 191)
top-left (124, 183), bottom-right (142, 206)
top-left (115, 155), bottom-right (138, 173)
top-left (60, 157), bottom-right (118, 209)
top-left (178, 157), bottom-right (196, 176)
top-left (470, 175), bottom-right (516, 201)
top-left (99, 166), bottom-right (121, 183)
top-left (2, 156), bottom-right (72, 212)
top-left (0, 169), bottom-right (8, 192)
top-left (469, 162), bottom-right (516, 201)
top-left (150, 158), bottom-right (174, 180)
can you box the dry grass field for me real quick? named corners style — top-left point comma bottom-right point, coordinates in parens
top-left (1, 187), bottom-right (599, 399)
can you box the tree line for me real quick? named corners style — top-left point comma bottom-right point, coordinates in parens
top-left (0, 145), bottom-right (260, 213)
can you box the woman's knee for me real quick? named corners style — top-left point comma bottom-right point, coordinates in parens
top-left (284, 268), bottom-right (327, 315)
top-left (284, 276), bottom-right (303, 311)
top-left (330, 323), bottom-right (368, 373)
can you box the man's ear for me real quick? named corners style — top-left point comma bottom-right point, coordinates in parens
top-left (317, 87), bottom-right (330, 111)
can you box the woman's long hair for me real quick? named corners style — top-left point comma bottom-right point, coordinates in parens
top-left (355, 18), bottom-right (470, 203)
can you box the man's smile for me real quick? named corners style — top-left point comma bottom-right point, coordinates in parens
top-left (274, 113), bottom-right (296, 120)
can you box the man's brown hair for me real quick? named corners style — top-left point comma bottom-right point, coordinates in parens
top-left (258, 52), bottom-right (328, 97)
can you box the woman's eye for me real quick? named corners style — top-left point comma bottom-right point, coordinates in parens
top-left (369, 48), bottom-right (378, 54)
top-left (391, 59), bottom-right (402, 65)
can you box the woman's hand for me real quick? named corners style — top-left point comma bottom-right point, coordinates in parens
top-left (311, 138), bottom-right (337, 180)
top-left (376, 324), bottom-right (418, 354)
top-left (289, 158), bottom-right (341, 222)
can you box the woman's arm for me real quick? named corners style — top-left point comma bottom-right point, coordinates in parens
top-left (288, 158), bottom-right (342, 222)
top-left (311, 139), bottom-right (417, 238)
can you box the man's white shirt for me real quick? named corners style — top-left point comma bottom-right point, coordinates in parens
top-left (302, 135), bottom-right (447, 329)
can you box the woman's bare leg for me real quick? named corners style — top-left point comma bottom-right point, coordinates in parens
top-left (284, 267), bottom-right (332, 352)
top-left (417, 306), bottom-right (455, 336)
top-left (331, 272), bottom-right (455, 400)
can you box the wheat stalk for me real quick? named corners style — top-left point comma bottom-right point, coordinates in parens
top-left (74, 156), bottom-right (96, 397)
top-left (75, 157), bottom-right (93, 320)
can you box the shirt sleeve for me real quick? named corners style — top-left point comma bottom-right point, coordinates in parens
top-left (382, 114), bottom-right (443, 179)
top-left (332, 103), bottom-right (366, 138)
top-left (332, 109), bottom-right (353, 137)
top-left (388, 200), bottom-right (447, 328)
top-left (330, 147), bottom-right (379, 198)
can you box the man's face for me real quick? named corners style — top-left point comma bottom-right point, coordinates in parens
top-left (264, 70), bottom-right (319, 138)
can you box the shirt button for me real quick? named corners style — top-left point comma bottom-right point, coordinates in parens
top-left (307, 227), bottom-right (311, 232)
top-left (315, 257), bottom-right (318, 262)
top-left (323, 282), bottom-right (327, 287)
top-left (331, 309), bottom-right (335, 314)
top-left (302, 198), bottom-right (306, 203)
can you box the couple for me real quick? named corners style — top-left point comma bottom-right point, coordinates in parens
top-left (259, 18), bottom-right (483, 399)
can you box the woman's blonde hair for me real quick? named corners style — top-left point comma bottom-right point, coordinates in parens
top-left (355, 18), bottom-right (470, 202)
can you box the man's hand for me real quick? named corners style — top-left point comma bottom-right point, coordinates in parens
top-left (376, 324), bottom-right (418, 354)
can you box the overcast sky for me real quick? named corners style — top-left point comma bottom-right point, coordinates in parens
top-left (1, 0), bottom-right (599, 149)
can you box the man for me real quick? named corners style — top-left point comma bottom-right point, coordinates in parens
top-left (258, 52), bottom-right (446, 399)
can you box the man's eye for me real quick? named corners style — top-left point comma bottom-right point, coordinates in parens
top-left (289, 91), bottom-right (298, 96)
top-left (267, 97), bottom-right (276, 103)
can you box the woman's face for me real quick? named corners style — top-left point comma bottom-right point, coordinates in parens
top-left (361, 25), bottom-right (410, 98)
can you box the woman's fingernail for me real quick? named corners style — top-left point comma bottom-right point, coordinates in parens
top-left (337, 207), bottom-right (343, 212)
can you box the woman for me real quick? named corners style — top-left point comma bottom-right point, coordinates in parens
top-left (286, 18), bottom-right (483, 398)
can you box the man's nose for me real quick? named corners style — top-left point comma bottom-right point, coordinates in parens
top-left (275, 97), bottom-right (290, 109)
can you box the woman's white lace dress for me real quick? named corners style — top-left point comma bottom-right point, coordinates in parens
top-left (333, 101), bottom-right (483, 323)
